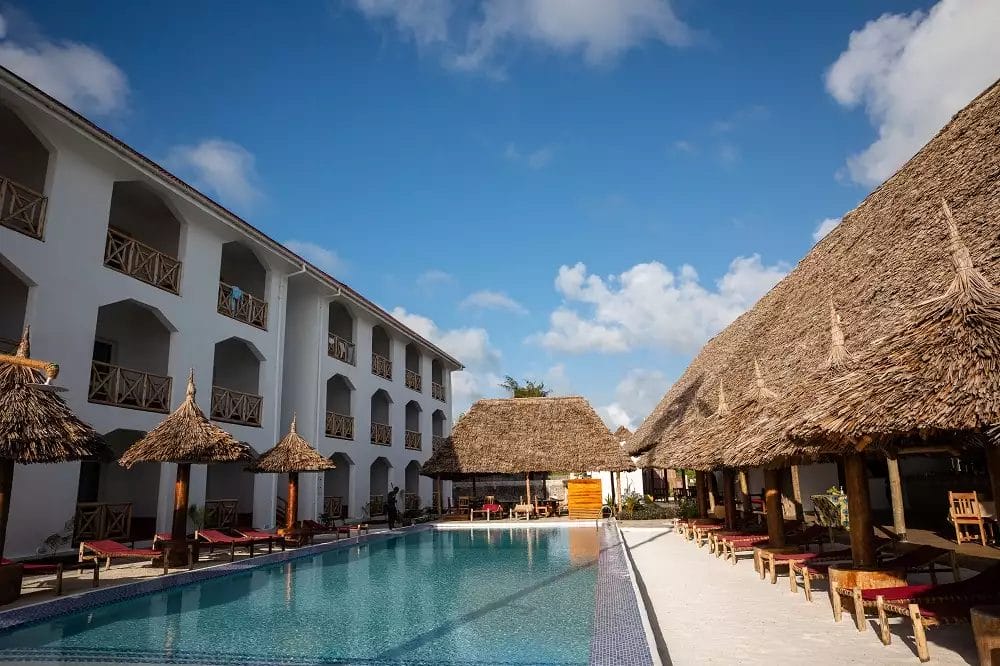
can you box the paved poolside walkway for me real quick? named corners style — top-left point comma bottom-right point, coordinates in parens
top-left (622, 526), bottom-right (979, 665)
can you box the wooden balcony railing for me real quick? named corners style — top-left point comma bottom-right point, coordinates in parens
top-left (104, 228), bottom-right (181, 294)
top-left (210, 386), bottom-right (263, 427)
top-left (0, 175), bottom-right (47, 240)
top-left (88, 361), bottom-right (171, 413)
top-left (325, 412), bottom-right (355, 440)
top-left (368, 495), bottom-right (386, 517)
top-left (404, 493), bottom-right (420, 511)
top-left (203, 499), bottom-right (238, 529)
top-left (323, 495), bottom-right (343, 519)
top-left (218, 282), bottom-right (268, 330)
top-left (328, 334), bottom-right (356, 365)
top-left (431, 381), bottom-right (445, 401)
top-left (405, 430), bottom-right (422, 450)
top-left (432, 435), bottom-right (445, 451)
top-left (74, 502), bottom-right (132, 543)
top-left (405, 369), bottom-right (422, 392)
top-left (371, 353), bottom-right (392, 380)
top-left (370, 422), bottom-right (392, 446)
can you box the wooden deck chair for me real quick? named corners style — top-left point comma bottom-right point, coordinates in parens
top-left (948, 491), bottom-right (992, 546)
top-left (195, 529), bottom-right (254, 561)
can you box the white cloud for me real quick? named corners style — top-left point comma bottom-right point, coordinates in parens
top-left (0, 10), bottom-right (128, 115)
top-left (812, 217), bottom-right (841, 242)
top-left (461, 290), bottom-right (528, 315)
top-left (353, 0), bottom-right (694, 74)
top-left (390, 307), bottom-right (503, 415)
top-left (530, 255), bottom-right (788, 355)
top-left (504, 143), bottom-right (554, 169)
top-left (672, 139), bottom-right (697, 154)
top-left (826, 0), bottom-right (1000, 185)
top-left (542, 363), bottom-right (571, 395)
top-left (284, 240), bottom-right (347, 275)
top-left (166, 139), bottom-right (262, 210)
top-left (598, 368), bottom-right (669, 430)
top-left (416, 269), bottom-right (454, 290)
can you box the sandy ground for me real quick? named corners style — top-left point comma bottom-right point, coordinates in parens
top-left (622, 526), bottom-right (980, 665)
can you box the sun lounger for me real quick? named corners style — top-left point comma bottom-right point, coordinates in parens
top-left (2, 558), bottom-right (64, 596)
top-left (235, 528), bottom-right (286, 553)
top-left (833, 546), bottom-right (958, 628)
top-left (511, 504), bottom-right (534, 520)
top-left (79, 539), bottom-right (186, 586)
top-left (882, 596), bottom-right (1000, 661)
top-left (195, 529), bottom-right (255, 561)
top-left (758, 547), bottom-right (854, 586)
top-left (691, 523), bottom-right (728, 547)
top-left (471, 503), bottom-right (504, 521)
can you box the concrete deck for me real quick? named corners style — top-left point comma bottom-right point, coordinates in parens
top-left (623, 525), bottom-right (979, 665)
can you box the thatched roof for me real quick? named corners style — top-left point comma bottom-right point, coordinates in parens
top-left (791, 200), bottom-right (1000, 447)
top-left (421, 397), bottom-right (634, 478)
top-left (613, 426), bottom-right (633, 443)
top-left (249, 414), bottom-right (335, 473)
top-left (119, 371), bottom-right (254, 468)
top-left (0, 329), bottom-right (108, 463)
top-left (630, 77), bottom-right (1000, 469)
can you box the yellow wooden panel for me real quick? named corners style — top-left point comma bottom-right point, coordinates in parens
top-left (567, 478), bottom-right (604, 520)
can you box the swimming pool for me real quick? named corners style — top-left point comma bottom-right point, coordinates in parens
top-left (0, 526), bottom-right (650, 665)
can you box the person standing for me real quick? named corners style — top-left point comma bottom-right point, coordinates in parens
top-left (386, 486), bottom-right (400, 529)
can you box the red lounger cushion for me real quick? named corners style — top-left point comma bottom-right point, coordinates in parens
top-left (773, 548), bottom-right (851, 562)
top-left (482, 504), bottom-right (503, 513)
top-left (85, 540), bottom-right (158, 557)
top-left (862, 584), bottom-right (934, 602)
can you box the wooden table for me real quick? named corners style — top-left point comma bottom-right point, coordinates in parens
top-left (972, 605), bottom-right (1000, 666)
top-left (827, 565), bottom-right (906, 624)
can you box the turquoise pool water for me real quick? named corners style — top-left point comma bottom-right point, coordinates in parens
top-left (0, 527), bottom-right (601, 664)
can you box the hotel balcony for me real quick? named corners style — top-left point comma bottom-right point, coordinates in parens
top-left (328, 333), bottom-right (356, 365)
top-left (210, 386), bottom-right (263, 427)
top-left (431, 358), bottom-right (445, 401)
top-left (431, 382), bottom-right (445, 401)
top-left (370, 422), bottom-right (392, 446)
top-left (217, 283), bottom-right (268, 329)
top-left (432, 435), bottom-right (445, 450)
top-left (0, 175), bottom-right (46, 240)
top-left (88, 361), bottom-right (172, 413)
top-left (405, 430), bottom-right (422, 451)
top-left (104, 228), bottom-right (181, 294)
top-left (371, 353), bottom-right (392, 380)
top-left (326, 412), bottom-right (355, 440)
top-left (405, 369), bottom-right (422, 392)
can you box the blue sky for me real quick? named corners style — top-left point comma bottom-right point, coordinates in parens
top-left (3, 0), bottom-right (997, 426)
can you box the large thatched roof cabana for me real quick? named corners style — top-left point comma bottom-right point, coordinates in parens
top-left (249, 414), bottom-right (334, 531)
top-left (629, 78), bottom-right (1000, 475)
top-left (120, 371), bottom-right (254, 549)
top-left (422, 396), bottom-right (634, 479)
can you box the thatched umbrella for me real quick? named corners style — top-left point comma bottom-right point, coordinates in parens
top-left (0, 329), bottom-right (107, 562)
top-left (119, 371), bottom-right (253, 546)
top-left (248, 414), bottom-right (335, 531)
top-left (422, 396), bottom-right (633, 507)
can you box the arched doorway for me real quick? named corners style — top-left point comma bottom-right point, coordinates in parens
top-left (76, 429), bottom-right (161, 542)
top-left (370, 389), bottom-right (392, 445)
top-left (404, 461), bottom-right (421, 511)
top-left (0, 102), bottom-right (50, 239)
top-left (0, 258), bottom-right (30, 353)
top-left (218, 241), bottom-right (268, 329)
top-left (325, 374), bottom-right (354, 440)
top-left (405, 400), bottom-right (422, 451)
top-left (327, 301), bottom-right (356, 365)
top-left (204, 462), bottom-right (255, 528)
top-left (324, 453), bottom-right (353, 519)
top-left (371, 325), bottom-right (392, 380)
top-left (211, 337), bottom-right (264, 427)
top-left (104, 182), bottom-right (183, 293)
top-left (369, 457), bottom-right (391, 517)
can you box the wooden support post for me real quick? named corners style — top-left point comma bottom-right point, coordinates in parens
top-left (0, 459), bottom-right (14, 561)
top-left (525, 473), bottom-right (532, 507)
top-left (171, 463), bottom-right (191, 542)
top-left (887, 454), bottom-right (907, 541)
top-left (722, 469), bottom-right (737, 529)
top-left (707, 472), bottom-right (717, 513)
top-left (286, 471), bottom-right (299, 532)
top-left (614, 471), bottom-right (622, 513)
top-left (738, 469), bottom-right (752, 521)
top-left (987, 448), bottom-right (1000, 509)
top-left (435, 476), bottom-right (442, 514)
top-left (695, 471), bottom-right (708, 517)
top-left (790, 465), bottom-right (805, 522)
top-left (681, 469), bottom-right (688, 495)
top-left (764, 468), bottom-right (785, 546)
top-left (844, 453), bottom-right (875, 568)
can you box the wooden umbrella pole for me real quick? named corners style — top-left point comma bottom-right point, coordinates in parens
top-left (171, 463), bottom-right (191, 542)
top-left (790, 465), bottom-right (805, 522)
top-left (844, 453), bottom-right (875, 567)
top-left (286, 471), bottom-right (299, 532)
top-left (525, 472), bottom-right (532, 507)
top-left (614, 471), bottom-right (622, 513)
top-left (0, 459), bottom-right (14, 561)
top-left (738, 469), bottom-right (752, 521)
top-left (764, 468), bottom-right (785, 547)
top-left (886, 454), bottom-right (907, 541)
top-left (722, 469), bottom-right (737, 530)
top-left (435, 476), bottom-right (442, 514)
top-left (695, 471), bottom-right (708, 517)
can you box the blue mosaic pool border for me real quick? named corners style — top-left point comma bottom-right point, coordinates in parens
top-left (0, 524), bottom-right (433, 633)
top-left (589, 523), bottom-right (655, 666)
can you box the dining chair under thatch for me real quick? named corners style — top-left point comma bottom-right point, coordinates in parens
top-left (118, 371), bottom-right (254, 566)
top-left (948, 491), bottom-right (993, 546)
top-left (0, 328), bottom-right (108, 602)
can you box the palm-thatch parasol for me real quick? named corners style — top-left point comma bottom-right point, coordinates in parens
top-left (422, 396), bottom-right (633, 506)
top-left (119, 370), bottom-right (254, 545)
top-left (248, 414), bottom-right (334, 531)
top-left (792, 200), bottom-right (1000, 449)
top-left (0, 329), bottom-right (107, 564)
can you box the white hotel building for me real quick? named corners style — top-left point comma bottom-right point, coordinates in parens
top-left (0, 66), bottom-right (461, 558)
